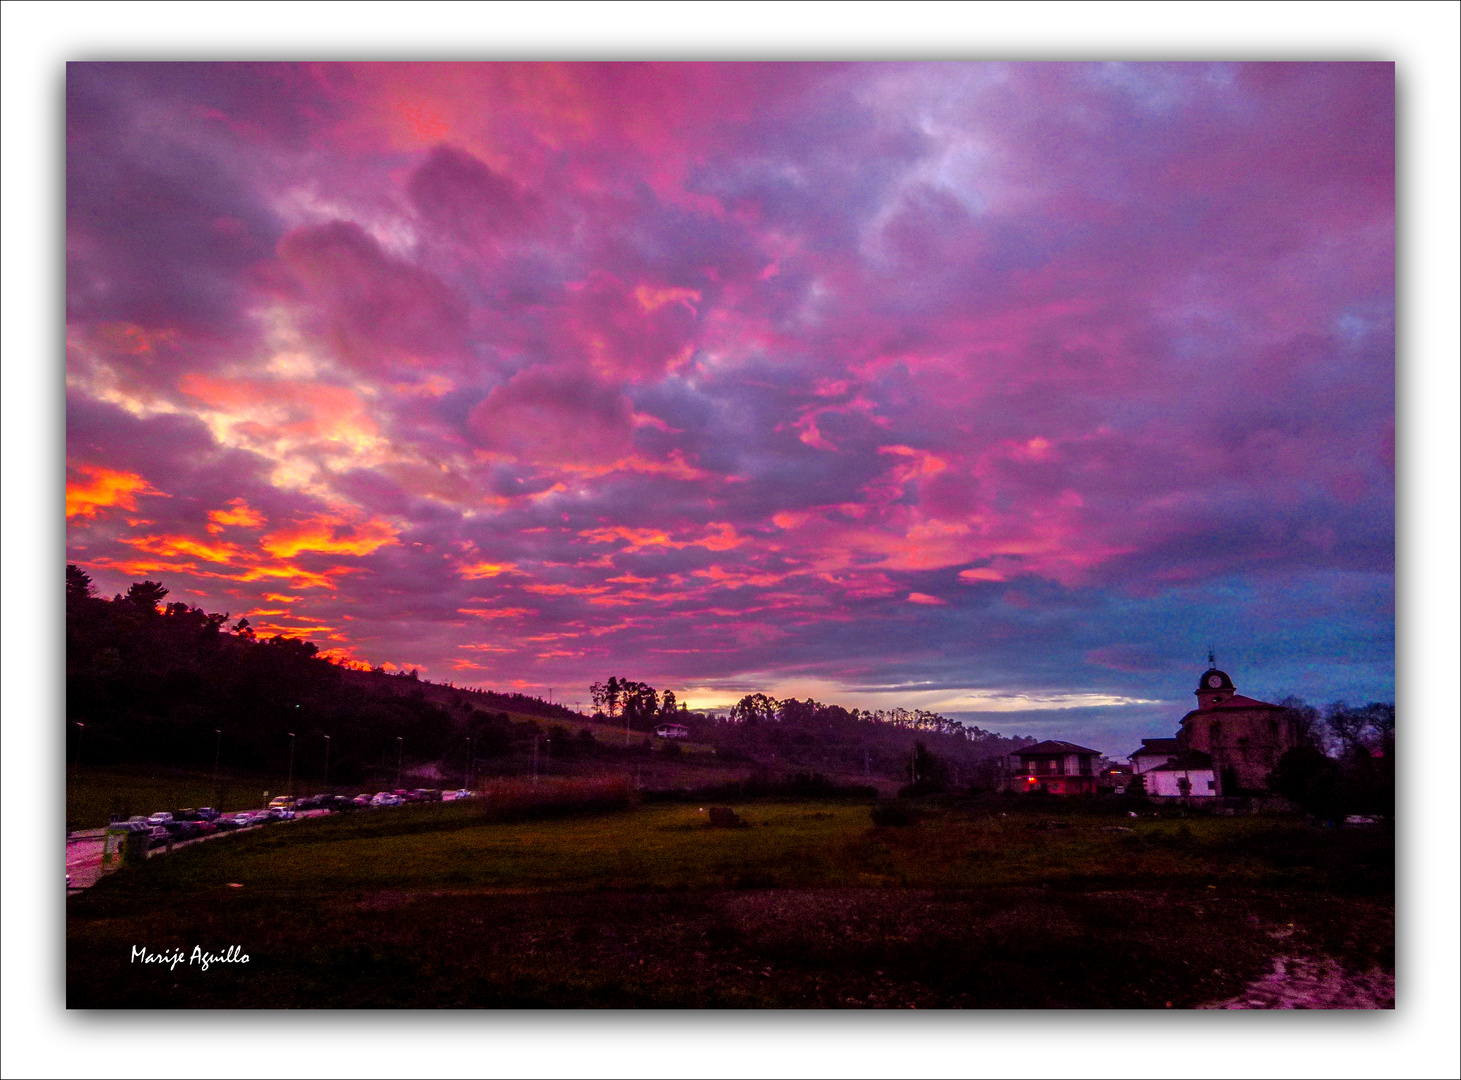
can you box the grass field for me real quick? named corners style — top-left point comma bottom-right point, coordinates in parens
top-left (67, 792), bottom-right (1393, 1008)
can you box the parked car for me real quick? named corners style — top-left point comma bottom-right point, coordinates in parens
top-left (273, 808), bottom-right (297, 821)
top-left (148, 825), bottom-right (172, 848)
top-left (146, 812), bottom-right (174, 826)
top-left (352, 794), bottom-right (372, 806)
top-left (196, 807), bottom-right (220, 821)
top-left (370, 792), bottom-right (403, 807)
top-left (267, 796), bottom-right (296, 811)
top-left (214, 815), bottom-right (246, 831)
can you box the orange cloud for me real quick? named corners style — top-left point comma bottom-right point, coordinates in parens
top-left (249, 621), bottom-right (340, 638)
top-left (317, 648), bottom-right (372, 670)
top-left (523, 582), bottom-right (611, 596)
top-left (206, 498), bottom-right (267, 534)
top-left (261, 514), bottom-right (399, 558)
top-left (906, 592), bottom-right (948, 605)
top-left (958, 567), bottom-right (1006, 583)
top-left (634, 284), bottom-right (701, 313)
top-left (693, 564), bottom-right (790, 589)
top-left (122, 534), bottom-right (250, 564)
top-left (579, 521), bottom-right (742, 553)
top-left (457, 561), bottom-right (518, 580)
top-left (66, 464), bottom-right (166, 520)
top-left (456, 606), bottom-right (535, 618)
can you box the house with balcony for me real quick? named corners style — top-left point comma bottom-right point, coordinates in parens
top-left (1005, 740), bottom-right (1102, 795)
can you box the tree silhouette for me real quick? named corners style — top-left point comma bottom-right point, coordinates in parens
top-left (67, 564), bottom-right (96, 602)
top-left (125, 580), bottom-right (169, 614)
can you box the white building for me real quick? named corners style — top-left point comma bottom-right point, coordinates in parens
top-left (654, 722), bottom-right (689, 739)
top-left (1138, 751), bottom-right (1218, 798)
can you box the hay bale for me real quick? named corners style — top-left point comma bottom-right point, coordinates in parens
top-left (708, 806), bottom-right (744, 828)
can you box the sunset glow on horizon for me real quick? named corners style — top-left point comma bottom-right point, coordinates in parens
top-left (65, 62), bottom-right (1395, 750)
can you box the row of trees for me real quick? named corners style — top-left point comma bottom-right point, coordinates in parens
top-left (588, 677), bottom-right (685, 723)
top-left (726, 693), bottom-right (1008, 745)
top-left (585, 675), bottom-right (1031, 782)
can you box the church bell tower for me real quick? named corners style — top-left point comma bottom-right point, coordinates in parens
top-left (1195, 649), bottom-right (1235, 710)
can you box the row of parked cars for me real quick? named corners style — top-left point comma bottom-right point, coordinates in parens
top-left (115, 789), bottom-right (478, 848)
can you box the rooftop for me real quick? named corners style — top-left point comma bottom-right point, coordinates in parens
top-left (1015, 740), bottom-right (1103, 757)
top-left (1131, 738), bottom-right (1180, 757)
top-left (1147, 750), bottom-right (1215, 772)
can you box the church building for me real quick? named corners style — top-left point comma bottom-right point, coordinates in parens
top-left (1131, 658), bottom-right (1298, 796)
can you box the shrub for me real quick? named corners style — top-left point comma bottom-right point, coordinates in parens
top-left (1269, 746), bottom-right (1342, 820)
top-left (870, 799), bottom-right (917, 827)
top-left (475, 777), bottom-right (632, 822)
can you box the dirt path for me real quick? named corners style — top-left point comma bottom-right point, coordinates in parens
top-left (1199, 954), bottom-right (1394, 1009)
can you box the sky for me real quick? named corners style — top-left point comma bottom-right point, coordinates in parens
top-left (64, 61), bottom-right (1395, 755)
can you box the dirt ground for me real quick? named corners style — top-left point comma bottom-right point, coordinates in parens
top-left (1200, 954), bottom-right (1395, 1009)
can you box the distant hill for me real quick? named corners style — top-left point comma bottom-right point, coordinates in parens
top-left (66, 567), bottom-right (1029, 787)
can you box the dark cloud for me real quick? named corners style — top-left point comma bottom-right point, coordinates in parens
top-left (272, 221), bottom-right (470, 373)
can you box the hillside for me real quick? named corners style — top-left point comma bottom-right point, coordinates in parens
top-left (66, 567), bottom-right (1028, 789)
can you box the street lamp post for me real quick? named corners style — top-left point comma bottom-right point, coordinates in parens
top-left (287, 732), bottom-right (296, 797)
top-left (396, 736), bottom-right (403, 790)
top-left (323, 735), bottom-right (331, 788)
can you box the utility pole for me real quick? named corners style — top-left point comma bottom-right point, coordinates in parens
top-left (213, 729), bottom-right (222, 802)
top-left (545, 735), bottom-right (552, 776)
top-left (396, 736), bottom-right (403, 790)
top-left (323, 735), bottom-right (331, 788)
top-left (287, 732), bottom-right (296, 797)
top-left (532, 735), bottom-right (540, 782)
top-left (465, 737), bottom-right (473, 791)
